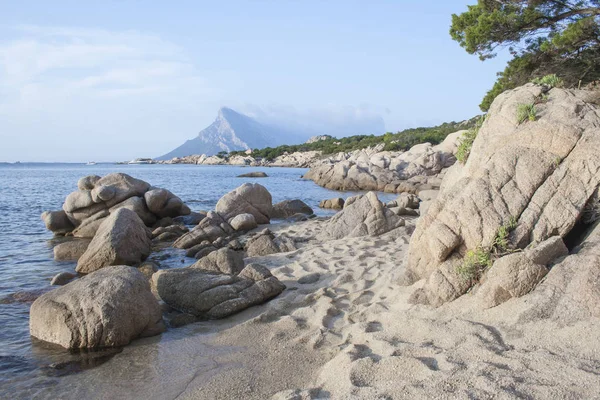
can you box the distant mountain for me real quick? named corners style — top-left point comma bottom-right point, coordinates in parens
top-left (156, 107), bottom-right (306, 160)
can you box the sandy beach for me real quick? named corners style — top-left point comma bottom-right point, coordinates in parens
top-left (34, 215), bottom-right (599, 400)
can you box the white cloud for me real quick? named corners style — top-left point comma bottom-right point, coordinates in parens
top-left (0, 25), bottom-right (219, 162)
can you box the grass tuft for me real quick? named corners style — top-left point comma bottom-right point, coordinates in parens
top-left (457, 247), bottom-right (493, 282)
top-left (516, 103), bottom-right (537, 124)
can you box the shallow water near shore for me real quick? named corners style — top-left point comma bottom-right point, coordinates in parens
top-left (0, 163), bottom-right (396, 398)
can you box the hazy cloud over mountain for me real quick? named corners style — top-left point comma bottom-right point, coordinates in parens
top-left (241, 104), bottom-right (387, 138)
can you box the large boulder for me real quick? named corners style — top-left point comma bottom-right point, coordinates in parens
top-left (326, 192), bottom-right (405, 239)
top-left (216, 183), bottom-right (273, 224)
top-left (272, 199), bottom-right (314, 219)
top-left (152, 263), bottom-right (285, 319)
top-left (404, 84), bottom-right (600, 306)
top-left (76, 209), bottom-right (151, 274)
top-left (30, 266), bottom-right (164, 349)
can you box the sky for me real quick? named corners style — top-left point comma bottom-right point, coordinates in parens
top-left (0, 1), bottom-right (511, 162)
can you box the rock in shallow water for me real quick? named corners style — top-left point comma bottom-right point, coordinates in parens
top-left (50, 272), bottom-right (77, 286)
top-left (237, 171), bottom-right (268, 178)
top-left (216, 183), bottom-right (273, 224)
top-left (76, 208), bottom-right (151, 274)
top-left (30, 266), bottom-right (165, 349)
top-left (272, 199), bottom-right (314, 219)
top-left (53, 240), bottom-right (90, 261)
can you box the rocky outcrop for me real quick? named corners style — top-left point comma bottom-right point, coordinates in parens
top-left (325, 192), bottom-right (405, 239)
top-left (175, 183), bottom-right (278, 248)
top-left (306, 135), bottom-right (332, 144)
top-left (303, 133), bottom-right (463, 193)
top-left (158, 150), bottom-right (323, 168)
top-left (216, 183), bottom-right (273, 224)
top-left (41, 173), bottom-right (190, 238)
top-left (30, 266), bottom-right (164, 349)
top-left (152, 263), bottom-right (285, 319)
top-left (404, 84), bottom-right (600, 307)
top-left (272, 199), bottom-right (314, 219)
top-left (76, 209), bottom-right (152, 274)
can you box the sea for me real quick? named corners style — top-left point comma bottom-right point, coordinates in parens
top-left (0, 162), bottom-right (396, 398)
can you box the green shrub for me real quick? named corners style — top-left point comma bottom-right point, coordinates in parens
top-left (455, 128), bottom-right (478, 164)
top-left (516, 103), bottom-right (537, 124)
top-left (532, 74), bottom-right (564, 88)
top-left (456, 247), bottom-right (492, 282)
top-left (492, 217), bottom-right (517, 254)
top-left (455, 116), bottom-right (486, 164)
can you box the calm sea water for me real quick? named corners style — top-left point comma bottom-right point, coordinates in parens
top-left (0, 163), bottom-right (396, 398)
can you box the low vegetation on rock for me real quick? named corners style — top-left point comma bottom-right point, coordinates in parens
top-left (456, 116), bottom-right (485, 163)
top-left (532, 74), bottom-right (564, 88)
top-left (516, 103), bottom-right (537, 124)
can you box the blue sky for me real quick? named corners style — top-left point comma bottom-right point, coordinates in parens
top-left (0, 1), bottom-right (510, 162)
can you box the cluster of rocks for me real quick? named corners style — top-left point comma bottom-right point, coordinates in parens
top-left (158, 150), bottom-right (322, 168)
top-left (303, 132), bottom-right (464, 195)
top-left (30, 180), bottom-right (322, 350)
top-left (320, 192), bottom-right (420, 217)
top-left (403, 84), bottom-right (600, 317)
top-left (41, 173), bottom-right (191, 239)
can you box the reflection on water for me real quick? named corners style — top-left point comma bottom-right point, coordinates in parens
top-left (0, 163), bottom-right (396, 397)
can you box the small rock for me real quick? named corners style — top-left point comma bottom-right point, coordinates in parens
top-left (50, 272), bottom-right (77, 286)
top-left (229, 213), bottom-right (258, 231)
top-left (319, 198), bottom-right (345, 210)
top-left (237, 171), bottom-right (268, 178)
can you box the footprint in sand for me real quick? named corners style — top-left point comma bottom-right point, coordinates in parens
top-left (365, 321), bottom-right (383, 333)
top-left (353, 290), bottom-right (375, 306)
